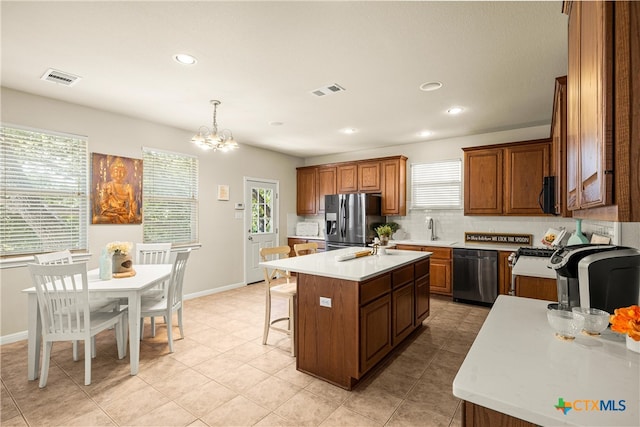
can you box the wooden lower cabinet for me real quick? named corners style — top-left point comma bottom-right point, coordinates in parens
top-left (395, 245), bottom-right (452, 296)
top-left (287, 238), bottom-right (325, 257)
top-left (462, 401), bottom-right (536, 427)
top-left (296, 258), bottom-right (429, 389)
top-left (514, 276), bottom-right (557, 301)
top-left (498, 251), bottom-right (514, 295)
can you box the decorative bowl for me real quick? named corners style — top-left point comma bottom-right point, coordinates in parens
top-left (572, 307), bottom-right (610, 335)
top-left (547, 307), bottom-right (585, 340)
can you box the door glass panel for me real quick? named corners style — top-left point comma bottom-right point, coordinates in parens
top-left (251, 187), bottom-right (273, 234)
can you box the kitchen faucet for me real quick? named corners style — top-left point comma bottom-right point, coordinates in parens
top-left (427, 217), bottom-right (437, 240)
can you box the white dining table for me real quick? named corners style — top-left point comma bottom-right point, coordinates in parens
top-left (22, 263), bottom-right (172, 380)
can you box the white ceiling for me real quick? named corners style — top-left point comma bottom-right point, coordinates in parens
top-left (1, 1), bottom-right (568, 158)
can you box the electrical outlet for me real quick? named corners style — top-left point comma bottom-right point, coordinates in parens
top-left (319, 297), bottom-right (332, 308)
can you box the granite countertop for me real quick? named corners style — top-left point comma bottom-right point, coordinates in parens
top-left (260, 247), bottom-right (430, 281)
top-left (453, 295), bottom-right (639, 426)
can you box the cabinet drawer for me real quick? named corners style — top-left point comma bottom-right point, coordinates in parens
top-left (423, 247), bottom-right (452, 260)
top-left (415, 259), bottom-right (430, 278)
top-left (392, 264), bottom-right (414, 288)
top-left (360, 274), bottom-right (391, 305)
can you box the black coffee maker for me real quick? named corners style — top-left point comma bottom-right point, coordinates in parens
top-left (548, 244), bottom-right (621, 310)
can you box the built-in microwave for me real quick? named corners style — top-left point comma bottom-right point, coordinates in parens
top-left (539, 175), bottom-right (556, 215)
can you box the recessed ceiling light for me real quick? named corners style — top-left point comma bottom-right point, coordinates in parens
top-left (418, 130), bottom-right (433, 137)
top-left (174, 53), bottom-right (197, 65)
top-left (419, 81), bottom-right (443, 92)
top-left (269, 121), bottom-right (284, 126)
top-left (341, 128), bottom-right (357, 134)
top-left (447, 106), bottom-right (464, 115)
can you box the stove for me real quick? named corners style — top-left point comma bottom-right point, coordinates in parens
top-left (516, 246), bottom-right (557, 259)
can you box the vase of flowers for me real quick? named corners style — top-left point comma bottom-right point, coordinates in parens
top-left (106, 241), bottom-right (133, 274)
top-left (609, 305), bottom-right (640, 353)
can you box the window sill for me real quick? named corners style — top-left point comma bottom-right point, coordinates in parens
top-left (0, 252), bottom-right (93, 270)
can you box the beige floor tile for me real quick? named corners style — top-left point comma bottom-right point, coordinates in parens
top-left (247, 348), bottom-right (295, 374)
top-left (318, 406), bottom-right (382, 427)
top-left (429, 349), bottom-right (467, 371)
top-left (0, 415), bottom-right (28, 426)
top-left (186, 419), bottom-right (208, 427)
top-left (305, 378), bottom-right (352, 404)
top-left (102, 384), bottom-right (169, 425)
top-left (200, 395), bottom-right (270, 426)
top-left (215, 363), bottom-right (271, 393)
top-left (150, 367), bottom-right (212, 400)
top-left (174, 379), bottom-right (238, 418)
top-left (192, 352), bottom-right (245, 380)
top-left (274, 389), bottom-right (339, 426)
top-left (62, 407), bottom-right (116, 426)
top-left (366, 368), bottom-right (419, 399)
top-left (274, 362), bottom-right (315, 388)
top-left (254, 412), bottom-right (300, 426)
top-left (342, 386), bottom-right (402, 424)
top-left (385, 400), bottom-right (452, 427)
top-left (243, 375), bottom-right (301, 410)
top-left (221, 341), bottom-right (273, 362)
top-left (404, 380), bottom-right (460, 418)
top-left (124, 401), bottom-right (197, 426)
top-left (136, 354), bottom-right (190, 385)
top-left (1, 384), bottom-right (20, 422)
top-left (86, 375), bottom-right (150, 406)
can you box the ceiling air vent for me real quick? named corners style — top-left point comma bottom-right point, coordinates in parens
top-left (40, 68), bottom-right (82, 87)
top-left (311, 83), bottom-right (345, 97)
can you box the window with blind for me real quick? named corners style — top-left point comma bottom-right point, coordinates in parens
top-left (142, 147), bottom-right (198, 244)
top-left (1, 124), bottom-right (89, 256)
top-left (411, 159), bottom-right (462, 209)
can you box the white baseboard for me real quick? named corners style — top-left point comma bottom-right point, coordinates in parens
top-left (0, 281), bottom-right (248, 346)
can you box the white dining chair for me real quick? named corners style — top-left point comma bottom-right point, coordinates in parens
top-left (135, 242), bottom-right (172, 336)
top-left (139, 249), bottom-right (191, 352)
top-left (260, 246), bottom-right (296, 356)
top-left (28, 262), bottom-right (128, 387)
top-left (34, 250), bottom-right (120, 360)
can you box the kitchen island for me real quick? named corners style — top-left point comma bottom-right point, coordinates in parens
top-left (260, 247), bottom-right (431, 389)
top-left (453, 295), bottom-right (639, 426)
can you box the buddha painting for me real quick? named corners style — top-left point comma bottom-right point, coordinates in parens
top-left (91, 153), bottom-right (142, 224)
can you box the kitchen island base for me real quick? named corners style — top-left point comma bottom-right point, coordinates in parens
top-left (295, 257), bottom-right (430, 389)
top-left (462, 401), bottom-right (537, 427)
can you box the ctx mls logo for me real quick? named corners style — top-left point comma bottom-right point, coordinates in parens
top-left (554, 397), bottom-right (627, 415)
top-left (555, 398), bottom-right (572, 415)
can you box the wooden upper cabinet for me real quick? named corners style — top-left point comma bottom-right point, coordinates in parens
top-left (464, 148), bottom-right (503, 215)
top-left (337, 164), bottom-right (358, 193)
top-left (296, 167), bottom-right (317, 215)
top-left (381, 157), bottom-right (407, 216)
top-left (550, 76), bottom-right (571, 217)
top-left (504, 141), bottom-right (550, 215)
top-left (317, 166), bottom-right (337, 214)
top-left (566, 2), bottom-right (580, 211)
top-left (358, 161), bottom-right (381, 192)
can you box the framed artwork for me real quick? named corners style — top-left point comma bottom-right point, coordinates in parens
top-left (217, 184), bottom-right (230, 201)
top-left (91, 153), bottom-right (143, 224)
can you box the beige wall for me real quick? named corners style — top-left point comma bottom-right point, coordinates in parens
top-left (0, 87), bottom-right (304, 339)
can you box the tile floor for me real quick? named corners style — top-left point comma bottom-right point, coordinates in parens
top-left (1, 283), bottom-right (489, 426)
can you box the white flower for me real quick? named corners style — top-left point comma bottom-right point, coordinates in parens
top-left (106, 241), bottom-right (132, 255)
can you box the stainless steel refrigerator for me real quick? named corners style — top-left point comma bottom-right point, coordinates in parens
top-left (325, 193), bottom-right (384, 250)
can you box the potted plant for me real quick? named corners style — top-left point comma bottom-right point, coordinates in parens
top-left (375, 224), bottom-right (393, 246)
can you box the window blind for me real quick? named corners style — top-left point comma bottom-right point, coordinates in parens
top-left (411, 159), bottom-right (462, 209)
top-left (142, 147), bottom-right (198, 244)
top-left (1, 125), bottom-right (89, 256)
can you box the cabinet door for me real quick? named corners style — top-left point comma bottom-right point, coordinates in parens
top-left (296, 167), bottom-right (317, 215)
top-left (504, 142), bottom-right (550, 215)
top-left (464, 148), bottom-right (503, 215)
top-left (415, 274), bottom-right (430, 324)
top-left (358, 161), bottom-right (381, 192)
top-left (498, 251), bottom-right (514, 296)
top-left (392, 283), bottom-right (415, 345)
top-left (360, 295), bottom-right (392, 373)
top-left (515, 276), bottom-right (557, 302)
top-left (429, 259), bottom-right (452, 296)
top-left (566, 1), bottom-right (580, 211)
top-left (578, 0), bottom-right (613, 209)
top-left (551, 76), bottom-right (570, 217)
top-left (381, 158), bottom-right (406, 216)
top-left (317, 166), bottom-right (337, 214)
top-left (287, 238), bottom-right (307, 257)
top-left (337, 164), bottom-right (358, 193)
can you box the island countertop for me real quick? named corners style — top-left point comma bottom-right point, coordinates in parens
top-left (453, 295), bottom-right (640, 426)
top-left (260, 247), bottom-right (431, 281)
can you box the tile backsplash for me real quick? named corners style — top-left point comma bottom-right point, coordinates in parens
top-left (289, 210), bottom-right (628, 248)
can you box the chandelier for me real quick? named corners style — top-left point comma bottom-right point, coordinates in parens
top-left (191, 100), bottom-right (239, 151)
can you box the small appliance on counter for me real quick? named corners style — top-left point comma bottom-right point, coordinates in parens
top-left (548, 244), bottom-right (640, 313)
top-left (295, 221), bottom-right (319, 237)
top-left (324, 193), bottom-right (384, 250)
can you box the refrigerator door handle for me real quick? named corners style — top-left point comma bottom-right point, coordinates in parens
top-left (340, 198), bottom-right (347, 238)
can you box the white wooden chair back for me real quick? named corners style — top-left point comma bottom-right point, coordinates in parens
top-left (34, 250), bottom-right (73, 265)
top-left (166, 250), bottom-right (191, 311)
top-left (135, 243), bottom-right (171, 265)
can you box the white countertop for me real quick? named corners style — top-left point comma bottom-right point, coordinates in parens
top-left (511, 256), bottom-right (557, 279)
top-left (287, 235), bottom-right (324, 240)
top-left (260, 247), bottom-right (430, 281)
top-left (391, 239), bottom-right (521, 252)
top-left (453, 295), bottom-right (640, 426)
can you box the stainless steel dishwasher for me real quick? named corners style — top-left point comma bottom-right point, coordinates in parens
top-left (453, 248), bottom-right (498, 305)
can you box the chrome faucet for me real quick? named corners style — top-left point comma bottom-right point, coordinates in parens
top-left (428, 218), bottom-right (437, 241)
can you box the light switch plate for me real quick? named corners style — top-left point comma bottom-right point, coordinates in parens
top-left (319, 297), bottom-right (332, 308)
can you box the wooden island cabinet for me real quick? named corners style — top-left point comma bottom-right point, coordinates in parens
top-left (395, 245), bottom-right (452, 296)
top-left (297, 155), bottom-right (407, 216)
top-left (260, 249), bottom-right (429, 389)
